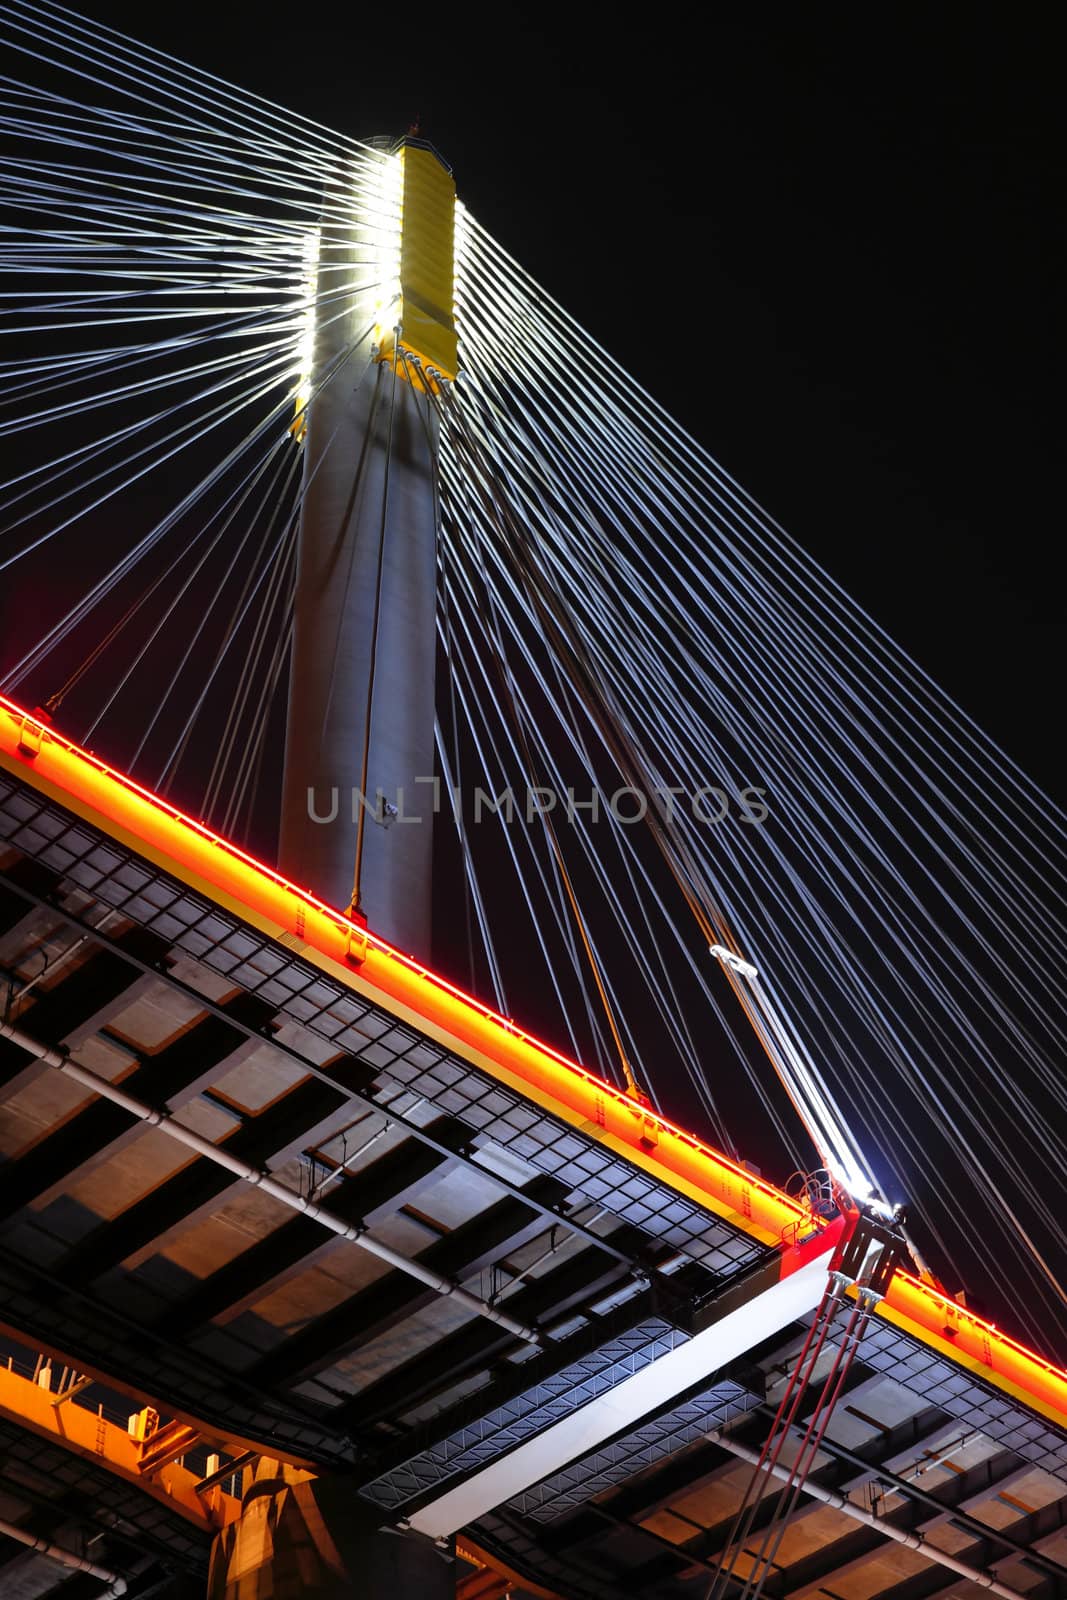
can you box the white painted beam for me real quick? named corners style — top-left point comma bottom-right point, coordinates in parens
top-left (408, 1246), bottom-right (835, 1538)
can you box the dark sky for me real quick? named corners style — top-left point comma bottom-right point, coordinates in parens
top-left (81, 0), bottom-right (1063, 800)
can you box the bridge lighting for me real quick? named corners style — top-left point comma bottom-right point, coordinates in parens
top-left (289, 227), bottom-right (320, 443)
top-left (372, 141), bottom-right (458, 381)
top-left (709, 941), bottom-right (894, 1216)
top-left (369, 150), bottom-right (403, 350)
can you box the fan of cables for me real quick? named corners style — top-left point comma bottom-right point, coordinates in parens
top-left (0, 0), bottom-right (394, 830)
top-left (0, 0), bottom-right (1063, 1356)
top-left (441, 217), bottom-right (1067, 1353)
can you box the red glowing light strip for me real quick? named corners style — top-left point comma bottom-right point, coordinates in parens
top-left (879, 1270), bottom-right (1067, 1423)
top-left (0, 696), bottom-right (807, 1244)
top-left (1, 695), bottom-right (1065, 1427)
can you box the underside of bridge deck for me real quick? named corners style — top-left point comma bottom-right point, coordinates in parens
top-left (0, 733), bottom-right (1064, 1600)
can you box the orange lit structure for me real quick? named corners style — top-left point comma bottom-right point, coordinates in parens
top-left (0, 1360), bottom-right (241, 1532)
top-left (1, 691), bottom-right (1064, 1441)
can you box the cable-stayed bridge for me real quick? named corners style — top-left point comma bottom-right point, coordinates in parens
top-left (0, 6), bottom-right (1064, 1598)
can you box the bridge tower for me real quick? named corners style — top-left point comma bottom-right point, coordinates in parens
top-left (278, 138), bottom-right (458, 957)
top-left (215, 140), bottom-right (459, 1597)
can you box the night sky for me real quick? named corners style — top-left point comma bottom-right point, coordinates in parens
top-left (75, 2), bottom-right (1061, 794)
top-left (4, 6), bottom-right (1063, 1326)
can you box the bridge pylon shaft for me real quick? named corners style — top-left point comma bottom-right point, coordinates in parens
top-left (208, 1457), bottom-right (454, 1599)
top-left (279, 140), bottom-right (457, 956)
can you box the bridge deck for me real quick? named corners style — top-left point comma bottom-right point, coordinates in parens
top-left (0, 694), bottom-right (1064, 1600)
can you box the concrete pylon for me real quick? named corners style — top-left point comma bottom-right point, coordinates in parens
top-left (278, 364), bottom-right (439, 955)
top-left (207, 1457), bottom-right (455, 1599)
top-left (278, 140), bottom-right (457, 959)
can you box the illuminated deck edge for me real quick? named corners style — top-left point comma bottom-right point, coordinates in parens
top-left (1, 696), bottom-right (1064, 1430)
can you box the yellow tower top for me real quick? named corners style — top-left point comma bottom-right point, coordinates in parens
top-left (377, 139), bottom-right (458, 384)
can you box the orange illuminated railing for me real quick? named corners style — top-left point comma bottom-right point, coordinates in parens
top-left (0, 695), bottom-right (808, 1247)
top-left (1, 694), bottom-right (1065, 1432)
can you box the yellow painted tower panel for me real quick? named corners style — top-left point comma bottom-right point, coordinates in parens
top-left (381, 142), bottom-right (458, 382)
